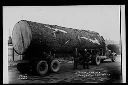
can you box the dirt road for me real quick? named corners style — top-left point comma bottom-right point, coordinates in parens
top-left (8, 55), bottom-right (122, 83)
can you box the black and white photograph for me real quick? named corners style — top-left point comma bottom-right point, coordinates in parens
top-left (3, 5), bottom-right (126, 83)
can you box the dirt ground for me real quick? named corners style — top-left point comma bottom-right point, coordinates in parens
top-left (8, 55), bottom-right (122, 83)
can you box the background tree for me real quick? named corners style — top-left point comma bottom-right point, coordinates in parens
top-left (107, 44), bottom-right (120, 55)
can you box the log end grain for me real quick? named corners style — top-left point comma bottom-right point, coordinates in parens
top-left (12, 20), bottom-right (32, 55)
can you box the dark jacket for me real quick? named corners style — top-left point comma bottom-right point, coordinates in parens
top-left (79, 51), bottom-right (90, 63)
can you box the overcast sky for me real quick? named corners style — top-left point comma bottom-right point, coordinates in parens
top-left (3, 5), bottom-right (120, 42)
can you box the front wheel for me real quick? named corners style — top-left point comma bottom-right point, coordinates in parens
top-left (111, 55), bottom-right (116, 62)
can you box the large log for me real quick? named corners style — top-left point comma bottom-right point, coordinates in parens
top-left (12, 20), bottom-right (106, 56)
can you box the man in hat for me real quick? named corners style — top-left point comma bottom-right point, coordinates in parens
top-left (82, 49), bottom-right (90, 69)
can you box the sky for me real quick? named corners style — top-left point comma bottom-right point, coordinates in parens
top-left (3, 5), bottom-right (120, 42)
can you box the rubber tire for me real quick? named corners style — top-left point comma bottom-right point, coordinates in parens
top-left (111, 55), bottom-right (116, 62)
top-left (17, 63), bottom-right (29, 74)
top-left (36, 60), bottom-right (49, 76)
top-left (50, 59), bottom-right (60, 72)
top-left (93, 55), bottom-right (101, 65)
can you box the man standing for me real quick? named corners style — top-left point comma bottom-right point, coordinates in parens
top-left (73, 48), bottom-right (78, 69)
top-left (82, 49), bottom-right (90, 69)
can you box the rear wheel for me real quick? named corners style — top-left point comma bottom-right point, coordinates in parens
top-left (92, 55), bottom-right (101, 65)
top-left (50, 59), bottom-right (60, 72)
top-left (36, 60), bottom-right (49, 76)
top-left (17, 63), bottom-right (30, 74)
top-left (17, 63), bottom-right (25, 73)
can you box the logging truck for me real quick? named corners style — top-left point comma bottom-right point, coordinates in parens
top-left (12, 20), bottom-right (116, 76)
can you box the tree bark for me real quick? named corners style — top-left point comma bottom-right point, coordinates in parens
top-left (12, 20), bottom-right (106, 57)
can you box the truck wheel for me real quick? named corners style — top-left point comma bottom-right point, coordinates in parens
top-left (93, 55), bottom-right (101, 65)
top-left (111, 55), bottom-right (116, 62)
top-left (17, 63), bottom-right (24, 73)
top-left (36, 60), bottom-right (48, 76)
top-left (17, 63), bottom-right (29, 74)
top-left (50, 59), bottom-right (60, 72)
